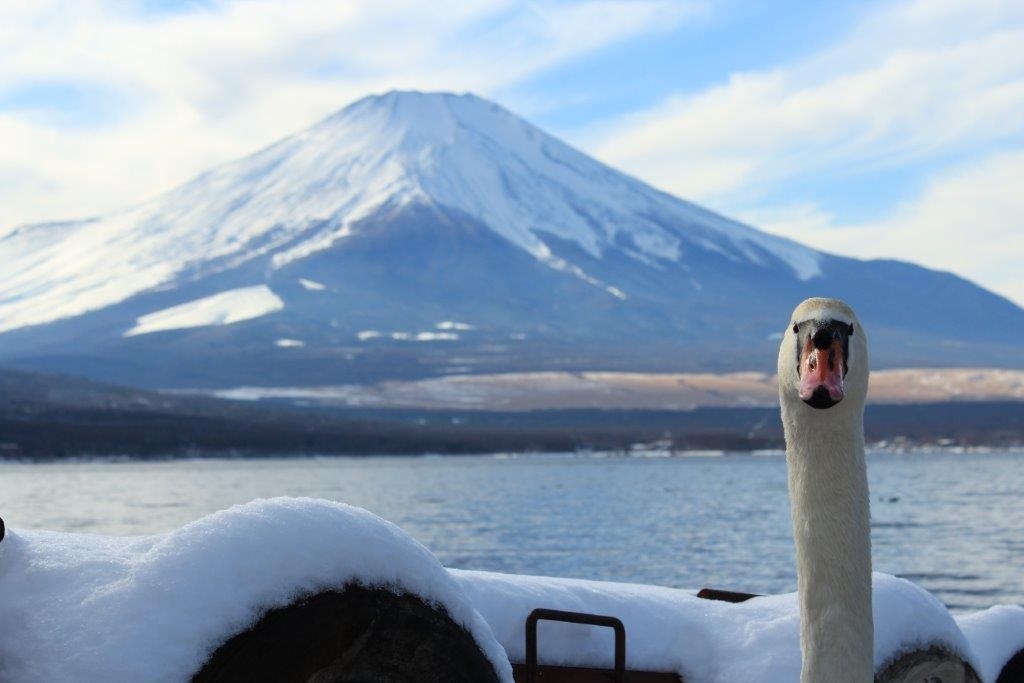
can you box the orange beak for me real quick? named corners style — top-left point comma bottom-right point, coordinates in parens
top-left (798, 337), bottom-right (845, 408)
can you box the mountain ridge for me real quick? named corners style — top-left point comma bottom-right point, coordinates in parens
top-left (1, 90), bottom-right (1022, 388)
top-left (0, 90), bottom-right (824, 331)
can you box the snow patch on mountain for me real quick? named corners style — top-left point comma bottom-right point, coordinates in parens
top-left (125, 286), bottom-right (283, 337)
top-left (390, 331), bottom-right (460, 342)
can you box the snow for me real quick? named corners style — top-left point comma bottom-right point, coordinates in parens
top-left (275, 338), bottom-right (305, 348)
top-left (357, 330), bottom-right (382, 341)
top-left (0, 91), bottom-right (821, 333)
top-left (390, 331), bottom-right (459, 342)
top-left (124, 286), bottom-right (283, 337)
top-left (0, 499), bottom-right (512, 683)
top-left (454, 570), bottom-right (981, 682)
top-left (957, 605), bottom-right (1024, 683)
top-left (0, 499), bottom-right (1017, 683)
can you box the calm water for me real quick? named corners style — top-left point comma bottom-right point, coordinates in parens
top-left (0, 451), bottom-right (1021, 613)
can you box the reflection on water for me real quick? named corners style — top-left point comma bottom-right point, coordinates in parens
top-left (0, 451), bottom-right (1021, 613)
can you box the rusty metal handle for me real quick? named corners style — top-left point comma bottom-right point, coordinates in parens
top-left (525, 608), bottom-right (625, 683)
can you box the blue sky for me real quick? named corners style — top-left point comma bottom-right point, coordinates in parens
top-left (2, 0), bottom-right (1023, 304)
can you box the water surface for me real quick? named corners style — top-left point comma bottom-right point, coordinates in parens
top-left (1, 451), bottom-right (1020, 612)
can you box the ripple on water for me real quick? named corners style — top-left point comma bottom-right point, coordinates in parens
top-left (0, 450), bottom-right (1021, 612)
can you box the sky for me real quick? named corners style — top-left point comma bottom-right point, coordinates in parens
top-left (2, 0), bottom-right (1023, 305)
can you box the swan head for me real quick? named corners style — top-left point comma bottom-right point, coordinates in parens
top-left (778, 298), bottom-right (868, 411)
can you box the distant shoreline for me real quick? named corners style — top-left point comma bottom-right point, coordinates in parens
top-left (2, 401), bottom-right (1021, 461)
top-left (1, 443), bottom-right (1020, 465)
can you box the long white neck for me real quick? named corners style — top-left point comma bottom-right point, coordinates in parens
top-left (782, 403), bottom-right (873, 683)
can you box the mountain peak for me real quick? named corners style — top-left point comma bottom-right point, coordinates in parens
top-left (1, 90), bottom-right (822, 333)
top-left (3, 92), bottom-right (1023, 385)
top-left (322, 90), bottom-right (510, 145)
top-left (316, 89), bottom-right (546, 173)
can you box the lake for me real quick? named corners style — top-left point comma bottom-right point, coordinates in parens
top-left (0, 451), bottom-right (1021, 613)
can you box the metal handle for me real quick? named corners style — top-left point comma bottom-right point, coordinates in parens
top-left (525, 608), bottom-right (625, 683)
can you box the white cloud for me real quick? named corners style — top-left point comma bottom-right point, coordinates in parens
top-left (587, 0), bottom-right (1024, 305)
top-left (747, 149), bottom-right (1024, 306)
top-left (0, 0), bottom-right (692, 228)
top-left (592, 10), bottom-right (1024, 203)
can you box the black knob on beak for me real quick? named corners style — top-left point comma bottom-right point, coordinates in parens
top-left (812, 327), bottom-right (836, 350)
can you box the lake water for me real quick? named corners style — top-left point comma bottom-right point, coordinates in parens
top-left (0, 451), bottom-right (1021, 613)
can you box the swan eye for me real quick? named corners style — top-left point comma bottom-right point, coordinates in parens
top-left (792, 323), bottom-right (799, 334)
top-left (849, 323), bottom-right (855, 336)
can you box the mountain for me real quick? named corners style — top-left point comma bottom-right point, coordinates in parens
top-left (2, 90), bottom-right (1022, 389)
top-left (3, 368), bottom-right (1022, 458)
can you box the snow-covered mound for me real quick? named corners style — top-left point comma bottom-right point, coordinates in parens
top-left (1, 498), bottom-right (1019, 682)
top-left (0, 498), bottom-right (511, 682)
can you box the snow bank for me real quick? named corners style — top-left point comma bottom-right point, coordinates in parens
top-left (0, 499), bottom-right (511, 682)
top-left (124, 285), bottom-right (283, 336)
top-left (957, 605), bottom-right (1024, 683)
top-left (452, 570), bottom-right (979, 683)
top-left (0, 499), bottom-right (1014, 683)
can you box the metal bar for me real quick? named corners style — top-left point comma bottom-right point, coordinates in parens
top-left (525, 608), bottom-right (625, 683)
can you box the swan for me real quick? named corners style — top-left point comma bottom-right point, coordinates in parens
top-left (778, 297), bottom-right (872, 683)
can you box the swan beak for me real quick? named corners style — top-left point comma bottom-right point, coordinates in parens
top-left (798, 340), bottom-right (845, 409)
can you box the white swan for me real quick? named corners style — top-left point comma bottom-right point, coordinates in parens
top-left (778, 297), bottom-right (872, 683)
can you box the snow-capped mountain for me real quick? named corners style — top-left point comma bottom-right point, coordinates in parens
top-left (1, 91), bottom-right (1022, 388)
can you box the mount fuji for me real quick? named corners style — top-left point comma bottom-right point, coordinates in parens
top-left (1, 91), bottom-right (1022, 389)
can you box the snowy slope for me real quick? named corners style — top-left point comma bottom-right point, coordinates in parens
top-left (0, 91), bottom-right (819, 334)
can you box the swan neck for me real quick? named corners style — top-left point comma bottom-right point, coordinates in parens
top-left (784, 407), bottom-right (873, 683)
